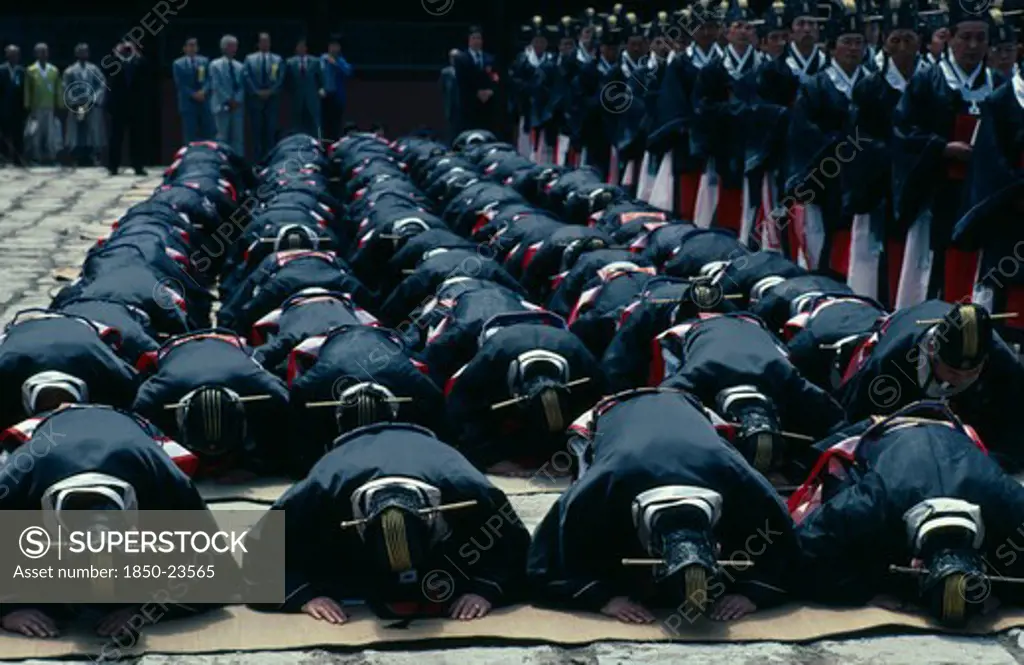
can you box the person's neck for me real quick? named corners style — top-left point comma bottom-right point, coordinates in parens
top-left (836, 60), bottom-right (859, 77)
top-left (795, 42), bottom-right (815, 58)
top-left (894, 57), bottom-right (914, 79)
top-left (729, 42), bottom-right (750, 56)
top-left (37, 60), bottom-right (47, 66)
top-left (952, 53), bottom-right (981, 75)
top-left (694, 40), bottom-right (715, 53)
top-left (77, 59), bottom-right (86, 65)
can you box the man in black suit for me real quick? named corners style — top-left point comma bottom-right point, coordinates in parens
top-left (106, 40), bottom-right (147, 176)
top-left (454, 25), bottom-right (498, 134)
top-left (0, 45), bottom-right (25, 166)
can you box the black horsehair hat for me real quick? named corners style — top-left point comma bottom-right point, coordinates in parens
top-left (930, 304), bottom-right (994, 371)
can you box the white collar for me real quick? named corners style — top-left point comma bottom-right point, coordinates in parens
top-left (940, 56), bottom-right (993, 109)
top-left (825, 62), bottom-right (863, 99)
top-left (1014, 70), bottom-right (1024, 111)
top-left (687, 43), bottom-right (722, 69)
top-left (787, 44), bottom-right (823, 79)
top-left (883, 58), bottom-right (909, 92)
top-left (725, 44), bottom-right (755, 79)
top-left (525, 47), bottom-right (542, 68)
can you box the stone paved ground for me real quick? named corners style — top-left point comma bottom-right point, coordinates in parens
top-left (3, 166), bottom-right (1024, 664)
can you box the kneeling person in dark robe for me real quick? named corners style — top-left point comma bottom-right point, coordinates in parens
top-left (529, 388), bottom-right (798, 624)
top-left (792, 402), bottom-right (1024, 626)
top-left (243, 423), bottom-right (530, 622)
top-left (0, 405), bottom-right (233, 638)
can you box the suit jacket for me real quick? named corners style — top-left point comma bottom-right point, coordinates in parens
top-left (285, 55), bottom-right (322, 107)
top-left (210, 56), bottom-right (244, 113)
top-left (24, 62), bottom-right (62, 111)
top-left (0, 62), bottom-right (25, 120)
top-left (454, 49), bottom-right (497, 124)
top-left (107, 54), bottom-right (147, 112)
top-left (320, 54), bottom-right (353, 105)
top-left (172, 55), bottom-right (211, 114)
top-left (243, 52), bottom-right (284, 99)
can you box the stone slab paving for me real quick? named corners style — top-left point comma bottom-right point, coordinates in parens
top-left (0, 166), bottom-right (1021, 664)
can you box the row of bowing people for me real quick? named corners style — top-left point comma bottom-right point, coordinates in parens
top-left (2, 128), bottom-right (1024, 637)
top-left (511, 0), bottom-right (1024, 351)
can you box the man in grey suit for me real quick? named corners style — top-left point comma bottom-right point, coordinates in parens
top-left (210, 35), bottom-right (245, 155)
top-left (285, 38), bottom-right (324, 137)
top-left (172, 38), bottom-right (213, 144)
top-left (243, 32), bottom-right (284, 158)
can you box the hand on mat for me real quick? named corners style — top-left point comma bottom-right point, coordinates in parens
top-left (450, 593), bottom-right (491, 620)
top-left (96, 606), bottom-right (142, 637)
top-left (601, 596), bottom-right (655, 623)
top-left (1, 609), bottom-right (58, 637)
top-left (302, 597), bottom-right (347, 624)
top-left (710, 594), bottom-right (756, 621)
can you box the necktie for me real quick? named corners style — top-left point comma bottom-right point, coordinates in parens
top-left (300, 56), bottom-right (306, 75)
top-left (262, 53), bottom-right (268, 86)
top-left (475, 52), bottom-right (483, 69)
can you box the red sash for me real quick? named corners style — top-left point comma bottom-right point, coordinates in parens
top-left (1004, 287), bottom-right (1024, 330)
top-left (715, 187), bottom-right (744, 236)
top-left (676, 171), bottom-right (702, 219)
top-left (946, 113), bottom-right (978, 181)
top-left (829, 228), bottom-right (852, 277)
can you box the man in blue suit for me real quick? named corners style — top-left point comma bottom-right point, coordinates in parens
top-left (172, 38), bottom-right (213, 144)
top-left (210, 34), bottom-right (245, 155)
top-left (320, 33), bottom-right (353, 141)
top-left (243, 32), bottom-right (284, 158)
top-left (285, 38), bottom-right (324, 137)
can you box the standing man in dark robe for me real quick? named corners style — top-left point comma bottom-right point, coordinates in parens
top-left (532, 17), bottom-right (583, 165)
top-left (576, 16), bottom-right (624, 181)
top-left (106, 40), bottom-right (147, 176)
top-left (454, 25), bottom-right (498, 135)
top-left (954, 26), bottom-right (1024, 348)
top-left (782, 0), bottom-right (829, 83)
top-left (0, 45), bottom-right (24, 166)
top-left (615, 12), bottom-right (652, 192)
top-left (509, 17), bottom-right (551, 158)
top-left (744, 1), bottom-right (800, 253)
top-left (688, 0), bottom-right (767, 243)
top-left (784, 0), bottom-right (869, 276)
top-left (647, 1), bottom-right (723, 219)
top-left (922, 4), bottom-right (951, 67)
top-left (634, 10), bottom-right (676, 205)
top-left (988, 8), bottom-right (1020, 80)
top-left (843, 0), bottom-right (928, 307)
top-left (892, 6), bottom-right (1001, 308)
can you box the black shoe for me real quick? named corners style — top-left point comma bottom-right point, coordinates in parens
top-left (108, 168), bottom-right (119, 176)
top-left (134, 168), bottom-right (148, 176)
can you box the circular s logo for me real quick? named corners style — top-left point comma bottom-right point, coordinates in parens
top-left (868, 375), bottom-right (901, 409)
top-left (421, 569), bottom-right (455, 602)
top-left (600, 81), bottom-right (633, 114)
top-left (19, 526), bottom-right (51, 559)
top-left (422, 0), bottom-right (455, 16)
